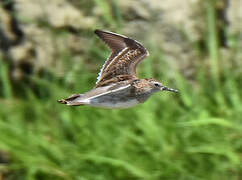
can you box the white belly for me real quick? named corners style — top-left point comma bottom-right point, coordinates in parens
top-left (76, 83), bottom-right (141, 109)
top-left (89, 99), bottom-right (139, 109)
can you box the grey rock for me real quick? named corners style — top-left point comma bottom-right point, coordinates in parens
top-left (0, 0), bottom-right (240, 82)
top-left (227, 0), bottom-right (242, 35)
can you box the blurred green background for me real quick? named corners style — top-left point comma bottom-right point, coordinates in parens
top-left (0, 0), bottom-right (242, 179)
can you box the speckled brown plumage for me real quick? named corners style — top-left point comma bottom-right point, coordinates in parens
top-left (94, 30), bottom-right (149, 87)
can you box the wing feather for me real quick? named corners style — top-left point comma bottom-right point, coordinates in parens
top-left (94, 30), bottom-right (149, 87)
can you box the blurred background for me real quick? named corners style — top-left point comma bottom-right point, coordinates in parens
top-left (0, 0), bottom-right (241, 179)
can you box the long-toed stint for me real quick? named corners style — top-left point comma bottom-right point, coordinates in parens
top-left (58, 29), bottom-right (178, 108)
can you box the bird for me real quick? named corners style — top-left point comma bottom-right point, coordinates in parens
top-left (58, 29), bottom-right (178, 108)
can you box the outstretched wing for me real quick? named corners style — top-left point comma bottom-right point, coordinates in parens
top-left (95, 29), bottom-right (149, 87)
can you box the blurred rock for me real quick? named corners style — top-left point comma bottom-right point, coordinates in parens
top-left (227, 0), bottom-right (242, 35)
top-left (227, 0), bottom-right (242, 68)
top-left (15, 0), bottom-right (96, 29)
top-left (15, 0), bottom-right (96, 71)
top-left (0, 4), bottom-right (23, 51)
top-left (0, 0), bottom-right (241, 81)
top-left (0, 0), bottom-right (96, 80)
top-left (120, 0), bottom-right (205, 77)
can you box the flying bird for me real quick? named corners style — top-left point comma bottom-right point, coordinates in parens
top-left (58, 30), bottom-right (178, 108)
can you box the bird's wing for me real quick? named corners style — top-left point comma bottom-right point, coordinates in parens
top-left (94, 29), bottom-right (149, 87)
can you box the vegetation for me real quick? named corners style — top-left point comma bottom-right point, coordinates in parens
top-left (0, 0), bottom-right (241, 179)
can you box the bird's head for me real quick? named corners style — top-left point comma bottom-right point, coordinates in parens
top-left (146, 78), bottom-right (178, 93)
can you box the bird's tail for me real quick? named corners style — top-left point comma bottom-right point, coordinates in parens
top-left (58, 94), bottom-right (85, 106)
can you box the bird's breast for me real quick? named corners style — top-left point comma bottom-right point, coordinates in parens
top-left (87, 84), bottom-right (140, 108)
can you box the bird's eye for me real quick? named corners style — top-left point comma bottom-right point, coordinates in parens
top-left (154, 83), bottom-right (160, 87)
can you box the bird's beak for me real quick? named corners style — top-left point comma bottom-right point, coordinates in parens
top-left (161, 86), bottom-right (178, 93)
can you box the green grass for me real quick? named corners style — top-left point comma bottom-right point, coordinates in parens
top-left (0, 0), bottom-right (242, 179)
top-left (0, 52), bottom-right (241, 180)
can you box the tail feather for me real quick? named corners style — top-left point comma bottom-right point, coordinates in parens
top-left (58, 94), bottom-right (85, 106)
